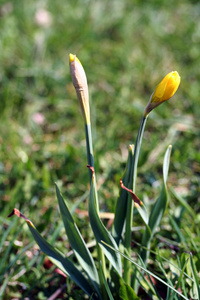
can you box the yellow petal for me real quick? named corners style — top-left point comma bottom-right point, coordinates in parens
top-left (144, 71), bottom-right (181, 116)
top-left (69, 53), bottom-right (82, 66)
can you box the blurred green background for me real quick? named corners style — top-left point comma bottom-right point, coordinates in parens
top-left (0, 0), bottom-right (199, 298)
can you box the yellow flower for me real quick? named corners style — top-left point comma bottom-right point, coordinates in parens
top-left (69, 54), bottom-right (90, 124)
top-left (144, 71), bottom-right (181, 116)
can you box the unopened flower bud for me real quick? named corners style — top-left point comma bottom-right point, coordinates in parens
top-left (144, 71), bottom-right (181, 117)
top-left (69, 54), bottom-right (90, 124)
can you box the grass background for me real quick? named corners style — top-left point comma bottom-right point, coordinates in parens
top-left (0, 0), bottom-right (199, 299)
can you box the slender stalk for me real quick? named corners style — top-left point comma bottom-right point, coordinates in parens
top-left (123, 116), bottom-right (147, 284)
top-left (123, 194), bottom-right (134, 283)
top-left (85, 123), bottom-right (99, 212)
top-left (85, 123), bottom-right (106, 297)
top-left (85, 124), bottom-right (94, 181)
top-left (132, 116), bottom-right (147, 193)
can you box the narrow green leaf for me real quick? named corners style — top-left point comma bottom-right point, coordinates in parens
top-left (88, 167), bottom-right (122, 276)
top-left (99, 262), bottom-right (114, 300)
top-left (70, 190), bottom-right (90, 215)
top-left (0, 221), bottom-right (22, 273)
top-left (156, 257), bottom-right (177, 299)
top-left (8, 210), bottom-right (95, 298)
top-left (178, 256), bottom-right (188, 297)
top-left (170, 187), bottom-right (196, 218)
top-left (113, 145), bottom-right (134, 245)
top-left (168, 257), bottom-right (189, 300)
top-left (136, 204), bottom-right (149, 229)
top-left (29, 223), bottom-right (97, 297)
top-left (0, 218), bottom-right (17, 251)
top-left (141, 145), bottom-right (172, 265)
top-left (169, 215), bottom-right (186, 244)
top-left (134, 241), bottom-right (193, 282)
top-left (55, 183), bottom-right (101, 297)
top-left (28, 224), bottom-right (96, 297)
top-left (150, 187), bottom-right (167, 235)
top-left (102, 241), bottom-right (189, 300)
top-left (190, 254), bottom-right (200, 300)
top-left (119, 283), bottom-right (140, 300)
top-left (137, 255), bottom-right (162, 299)
top-left (149, 145), bottom-right (172, 235)
top-left (0, 276), bottom-right (9, 299)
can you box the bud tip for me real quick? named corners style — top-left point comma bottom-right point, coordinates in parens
top-left (69, 53), bottom-right (75, 64)
top-left (69, 53), bottom-right (82, 66)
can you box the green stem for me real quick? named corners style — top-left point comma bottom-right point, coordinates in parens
top-left (85, 124), bottom-right (94, 180)
top-left (132, 116), bottom-right (147, 193)
top-left (123, 194), bottom-right (134, 283)
top-left (85, 123), bottom-right (100, 212)
top-left (123, 116), bottom-right (147, 284)
top-left (85, 123), bottom-right (106, 297)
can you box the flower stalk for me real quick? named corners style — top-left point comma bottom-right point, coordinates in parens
top-left (123, 115), bottom-right (147, 284)
top-left (124, 71), bottom-right (180, 284)
top-left (69, 53), bottom-right (106, 295)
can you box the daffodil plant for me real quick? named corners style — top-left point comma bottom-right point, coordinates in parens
top-left (9, 55), bottom-right (189, 299)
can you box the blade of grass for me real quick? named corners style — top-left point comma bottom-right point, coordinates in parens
top-left (156, 258), bottom-right (178, 300)
top-left (177, 256), bottom-right (189, 298)
top-left (102, 241), bottom-right (189, 300)
top-left (190, 254), bottom-right (200, 300)
top-left (133, 239), bottom-right (194, 283)
top-left (170, 187), bottom-right (196, 218)
top-left (4, 241), bottom-right (34, 276)
top-left (137, 255), bottom-right (162, 300)
top-left (0, 218), bottom-right (18, 252)
top-left (119, 283), bottom-right (140, 300)
top-left (168, 257), bottom-right (189, 300)
top-left (169, 215), bottom-right (186, 245)
top-left (0, 222), bottom-right (22, 274)
top-left (0, 275), bottom-right (9, 299)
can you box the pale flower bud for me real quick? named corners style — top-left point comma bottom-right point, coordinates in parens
top-left (144, 71), bottom-right (181, 117)
top-left (69, 54), bottom-right (90, 124)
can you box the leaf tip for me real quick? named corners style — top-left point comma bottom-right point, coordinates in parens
top-left (8, 208), bottom-right (21, 218)
top-left (120, 179), bottom-right (143, 206)
top-left (8, 208), bottom-right (35, 228)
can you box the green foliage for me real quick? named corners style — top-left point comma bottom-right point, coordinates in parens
top-left (119, 284), bottom-right (140, 300)
top-left (140, 146), bottom-right (172, 265)
top-left (112, 145), bottom-right (133, 245)
top-left (27, 222), bottom-right (95, 297)
top-left (55, 183), bottom-right (101, 297)
top-left (1, 0), bottom-right (199, 299)
top-left (88, 167), bottom-right (122, 277)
